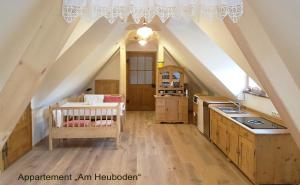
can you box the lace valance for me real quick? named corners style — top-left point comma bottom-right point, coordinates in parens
top-left (63, 0), bottom-right (243, 24)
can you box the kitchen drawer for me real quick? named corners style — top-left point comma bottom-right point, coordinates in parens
top-left (239, 128), bottom-right (255, 143)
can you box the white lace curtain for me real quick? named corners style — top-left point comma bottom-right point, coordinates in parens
top-left (63, 0), bottom-right (243, 24)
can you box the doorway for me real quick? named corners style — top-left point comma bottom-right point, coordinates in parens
top-left (126, 52), bottom-right (156, 111)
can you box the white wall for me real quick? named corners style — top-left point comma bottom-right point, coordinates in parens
top-left (31, 106), bottom-right (49, 145)
top-left (95, 54), bottom-right (120, 80)
top-left (242, 94), bottom-right (278, 117)
top-left (194, 12), bottom-right (278, 118)
top-left (85, 53), bottom-right (120, 94)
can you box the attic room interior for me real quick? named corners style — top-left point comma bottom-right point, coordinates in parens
top-left (1, 0), bottom-right (300, 184)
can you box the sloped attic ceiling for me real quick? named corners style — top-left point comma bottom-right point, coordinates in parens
top-left (248, 0), bottom-right (300, 88)
top-left (224, 0), bottom-right (300, 147)
top-left (2, 0), bottom-right (300, 149)
top-left (32, 19), bottom-right (127, 109)
top-left (57, 18), bottom-right (97, 59)
top-left (194, 18), bottom-right (258, 83)
top-left (33, 17), bottom-right (250, 110)
top-left (159, 26), bottom-right (234, 98)
top-left (0, 0), bottom-right (78, 149)
top-left (163, 19), bottom-right (247, 97)
top-left (0, 0), bottom-right (55, 91)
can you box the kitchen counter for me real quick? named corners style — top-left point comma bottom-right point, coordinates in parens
top-left (154, 95), bottom-right (188, 98)
top-left (209, 105), bottom-right (289, 135)
top-left (194, 94), bottom-right (231, 104)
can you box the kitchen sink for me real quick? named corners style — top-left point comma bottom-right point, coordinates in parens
top-left (217, 107), bottom-right (247, 114)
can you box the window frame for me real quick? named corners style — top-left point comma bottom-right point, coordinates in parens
top-left (243, 76), bottom-right (269, 98)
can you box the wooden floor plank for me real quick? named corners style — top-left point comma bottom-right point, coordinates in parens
top-left (0, 111), bottom-right (252, 185)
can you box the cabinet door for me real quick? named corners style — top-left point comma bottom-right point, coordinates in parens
top-left (156, 99), bottom-right (165, 121)
top-left (178, 98), bottom-right (188, 123)
top-left (165, 99), bottom-right (178, 121)
top-left (216, 118), bottom-right (227, 154)
top-left (226, 123), bottom-right (239, 165)
top-left (238, 137), bottom-right (256, 181)
top-left (4, 104), bottom-right (32, 169)
top-left (210, 110), bottom-right (217, 143)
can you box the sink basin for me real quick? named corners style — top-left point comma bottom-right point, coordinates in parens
top-left (217, 107), bottom-right (247, 114)
top-left (223, 110), bottom-right (247, 114)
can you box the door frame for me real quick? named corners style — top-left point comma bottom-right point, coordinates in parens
top-left (126, 51), bottom-right (157, 111)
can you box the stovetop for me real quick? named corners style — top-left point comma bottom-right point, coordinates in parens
top-left (231, 117), bottom-right (286, 129)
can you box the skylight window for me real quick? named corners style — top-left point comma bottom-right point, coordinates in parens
top-left (244, 76), bottom-right (268, 97)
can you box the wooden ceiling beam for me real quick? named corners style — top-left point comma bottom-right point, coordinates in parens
top-left (0, 0), bottom-right (78, 150)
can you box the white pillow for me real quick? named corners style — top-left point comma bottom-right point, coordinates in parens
top-left (84, 94), bottom-right (104, 105)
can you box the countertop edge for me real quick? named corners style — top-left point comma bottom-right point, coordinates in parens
top-left (209, 106), bottom-right (289, 135)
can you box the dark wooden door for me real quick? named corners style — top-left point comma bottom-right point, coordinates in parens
top-left (127, 52), bottom-right (156, 111)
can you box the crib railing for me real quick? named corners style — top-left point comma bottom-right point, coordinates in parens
top-left (48, 103), bottom-right (122, 151)
top-left (49, 104), bottom-right (120, 128)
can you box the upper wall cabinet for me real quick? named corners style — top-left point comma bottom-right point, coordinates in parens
top-left (157, 65), bottom-right (184, 96)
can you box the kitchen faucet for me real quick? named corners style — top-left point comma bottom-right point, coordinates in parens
top-left (230, 92), bottom-right (245, 112)
top-left (230, 100), bottom-right (242, 112)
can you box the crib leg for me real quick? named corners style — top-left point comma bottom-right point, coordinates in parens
top-left (49, 136), bottom-right (53, 151)
top-left (116, 136), bottom-right (120, 149)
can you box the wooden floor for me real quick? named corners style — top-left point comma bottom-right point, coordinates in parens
top-left (0, 111), bottom-right (252, 185)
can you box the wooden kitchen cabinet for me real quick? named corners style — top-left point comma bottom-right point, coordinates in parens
top-left (238, 136), bottom-right (256, 181)
top-left (178, 97), bottom-right (188, 121)
top-left (165, 98), bottom-right (179, 121)
top-left (1, 104), bottom-right (32, 171)
top-left (210, 111), bottom-right (217, 143)
top-left (155, 96), bottom-right (188, 124)
top-left (209, 109), bottom-right (300, 185)
top-left (216, 118), bottom-right (227, 154)
top-left (226, 119), bottom-right (239, 165)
